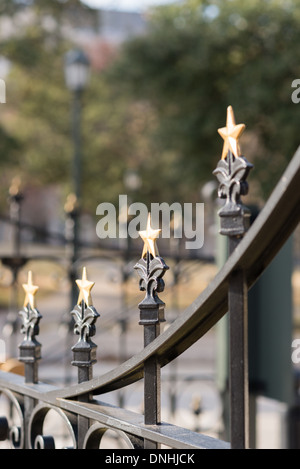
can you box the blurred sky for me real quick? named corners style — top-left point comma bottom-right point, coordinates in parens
top-left (82, 0), bottom-right (177, 12)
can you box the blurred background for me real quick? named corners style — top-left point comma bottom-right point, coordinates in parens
top-left (0, 0), bottom-right (299, 449)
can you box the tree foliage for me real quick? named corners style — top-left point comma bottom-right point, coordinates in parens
top-left (1, 0), bottom-right (300, 217)
top-left (0, 0), bottom-right (155, 212)
top-left (108, 0), bottom-right (300, 201)
top-left (0, 1), bottom-right (83, 188)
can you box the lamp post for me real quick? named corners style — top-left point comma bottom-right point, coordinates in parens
top-left (64, 49), bottom-right (90, 308)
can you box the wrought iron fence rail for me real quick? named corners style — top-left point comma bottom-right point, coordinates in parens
top-left (0, 371), bottom-right (228, 449)
top-left (59, 398), bottom-right (230, 449)
top-left (1, 110), bottom-right (300, 449)
top-left (0, 370), bottom-right (56, 399)
top-left (40, 146), bottom-right (300, 402)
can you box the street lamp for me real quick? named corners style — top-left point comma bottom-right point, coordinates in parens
top-left (64, 49), bottom-right (90, 308)
top-left (64, 49), bottom-right (90, 94)
top-left (64, 49), bottom-right (90, 202)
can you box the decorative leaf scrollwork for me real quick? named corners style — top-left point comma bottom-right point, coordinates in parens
top-left (19, 305), bottom-right (42, 342)
top-left (213, 152), bottom-right (253, 209)
top-left (213, 151), bottom-right (253, 237)
top-left (134, 254), bottom-right (169, 306)
top-left (71, 303), bottom-right (100, 343)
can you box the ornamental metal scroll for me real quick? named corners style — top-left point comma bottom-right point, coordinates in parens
top-left (0, 388), bottom-right (24, 449)
top-left (28, 403), bottom-right (77, 449)
top-left (83, 422), bottom-right (144, 449)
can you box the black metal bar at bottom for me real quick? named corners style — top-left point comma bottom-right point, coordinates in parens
top-left (18, 329), bottom-right (41, 448)
top-left (228, 266), bottom-right (249, 449)
top-left (143, 323), bottom-right (162, 450)
top-left (144, 324), bottom-right (161, 425)
top-left (71, 300), bottom-right (99, 449)
top-left (72, 345), bottom-right (96, 449)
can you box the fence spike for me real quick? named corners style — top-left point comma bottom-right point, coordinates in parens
top-left (135, 215), bottom-right (169, 448)
top-left (71, 267), bottom-right (100, 385)
top-left (18, 271), bottom-right (42, 384)
top-left (214, 105), bottom-right (253, 449)
top-left (214, 105), bottom-right (253, 238)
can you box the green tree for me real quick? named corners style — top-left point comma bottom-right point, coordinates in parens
top-left (0, 0), bottom-right (162, 215)
top-left (0, 0), bottom-right (85, 188)
top-left (108, 0), bottom-right (300, 201)
top-left (2, 0), bottom-right (300, 216)
top-left (0, 0), bottom-right (135, 212)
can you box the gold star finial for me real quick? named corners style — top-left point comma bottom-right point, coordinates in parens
top-left (22, 271), bottom-right (39, 309)
top-left (64, 193), bottom-right (77, 214)
top-left (9, 176), bottom-right (22, 197)
top-left (218, 105), bottom-right (245, 160)
top-left (139, 213), bottom-right (161, 259)
top-left (76, 267), bottom-right (95, 307)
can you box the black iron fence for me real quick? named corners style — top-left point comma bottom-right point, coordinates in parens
top-left (0, 107), bottom-right (300, 449)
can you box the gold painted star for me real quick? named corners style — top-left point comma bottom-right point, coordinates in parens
top-left (139, 214), bottom-right (161, 259)
top-left (22, 271), bottom-right (39, 309)
top-left (218, 105), bottom-right (245, 160)
top-left (76, 267), bottom-right (95, 307)
top-left (9, 176), bottom-right (22, 197)
top-left (64, 193), bottom-right (77, 214)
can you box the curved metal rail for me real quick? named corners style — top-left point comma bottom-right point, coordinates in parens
top-left (40, 146), bottom-right (300, 402)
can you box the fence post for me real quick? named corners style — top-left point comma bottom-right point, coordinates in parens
top-left (135, 215), bottom-right (169, 449)
top-left (62, 193), bottom-right (79, 384)
top-left (70, 267), bottom-right (100, 448)
top-left (213, 106), bottom-right (253, 449)
top-left (18, 271), bottom-right (42, 449)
